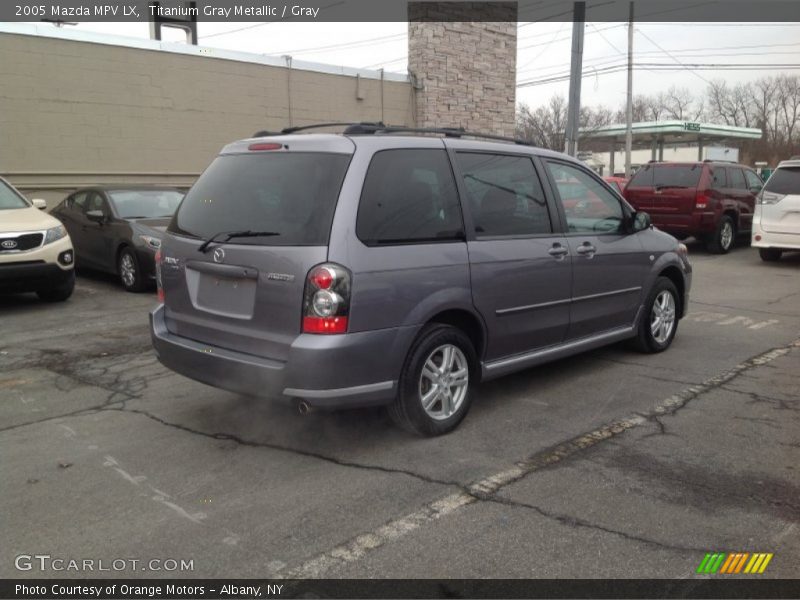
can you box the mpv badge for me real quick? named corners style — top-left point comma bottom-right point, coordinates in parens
top-left (212, 248), bottom-right (225, 264)
top-left (1, 240), bottom-right (18, 249)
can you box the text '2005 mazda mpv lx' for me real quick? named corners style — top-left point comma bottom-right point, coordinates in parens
top-left (151, 124), bottom-right (692, 436)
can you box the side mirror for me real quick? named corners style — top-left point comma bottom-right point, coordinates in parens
top-left (86, 210), bottom-right (106, 223)
top-left (632, 211), bottom-right (651, 233)
top-left (32, 198), bottom-right (47, 210)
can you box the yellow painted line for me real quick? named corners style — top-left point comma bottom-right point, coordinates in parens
top-left (758, 553), bottom-right (774, 573)
top-left (744, 554), bottom-right (760, 574)
top-left (750, 553), bottom-right (766, 573)
top-left (720, 554), bottom-right (736, 574)
top-left (734, 553), bottom-right (749, 573)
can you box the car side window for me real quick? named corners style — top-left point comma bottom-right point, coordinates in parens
top-left (70, 192), bottom-right (88, 212)
top-left (727, 168), bottom-right (747, 190)
top-left (711, 168), bottom-right (727, 189)
top-left (744, 170), bottom-right (763, 191)
top-left (454, 152), bottom-right (552, 237)
top-left (545, 161), bottom-right (624, 234)
top-left (356, 149), bottom-right (463, 246)
top-left (86, 192), bottom-right (110, 216)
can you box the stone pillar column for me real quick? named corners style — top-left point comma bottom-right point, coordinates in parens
top-left (408, 2), bottom-right (518, 137)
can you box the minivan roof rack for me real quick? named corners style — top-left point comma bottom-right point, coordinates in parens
top-left (251, 122), bottom-right (532, 146)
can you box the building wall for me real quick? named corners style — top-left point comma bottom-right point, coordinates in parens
top-left (408, 3), bottom-right (517, 137)
top-left (0, 28), bottom-right (413, 204)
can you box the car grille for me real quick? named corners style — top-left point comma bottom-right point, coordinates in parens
top-left (0, 232), bottom-right (44, 252)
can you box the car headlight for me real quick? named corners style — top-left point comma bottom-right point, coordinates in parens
top-left (139, 235), bottom-right (162, 250)
top-left (43, 225), bottom-right (67, 245)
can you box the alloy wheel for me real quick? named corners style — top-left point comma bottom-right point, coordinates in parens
top-left (650, 290), bottom-right (676, 344)
top-left (418, 344), bottom-right (469, 420)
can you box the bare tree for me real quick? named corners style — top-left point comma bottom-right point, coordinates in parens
top-left (516, 95), bottom-right (568, 150)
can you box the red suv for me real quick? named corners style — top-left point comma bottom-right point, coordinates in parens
top-left (624, 161), bottom-right (763, 253)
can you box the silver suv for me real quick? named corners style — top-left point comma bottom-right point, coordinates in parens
top-left (150, 125), bottom-right (692, 436)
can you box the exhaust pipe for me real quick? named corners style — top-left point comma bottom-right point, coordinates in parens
top-left (297, 400), bottom-right (313, 415)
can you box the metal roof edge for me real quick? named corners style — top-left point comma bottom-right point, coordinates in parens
top-left (0, 22), bottom-right (409, 83)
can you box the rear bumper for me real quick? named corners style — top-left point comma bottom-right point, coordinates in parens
top-left (649, 211), bottom-right (717, 237)
top-left (150, 304), bottom-right (413, 409)
top-left (751, 220), bottom-right (800, 250)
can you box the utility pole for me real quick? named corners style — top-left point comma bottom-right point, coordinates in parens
top-left (564, 1), bottom-right (585, 157)
top-left (624, 1), bottom-right (634, 177)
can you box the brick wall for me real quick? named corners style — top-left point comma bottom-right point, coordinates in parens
top-left (408, 3), bottom-right (517, 137)
top-left (0, 28), bottom-right (413, 204)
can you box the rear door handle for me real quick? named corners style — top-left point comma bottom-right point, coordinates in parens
top-left (548, 244), bottom-right (569, 258)
top-left (576, 243), bottom-right (597, 256)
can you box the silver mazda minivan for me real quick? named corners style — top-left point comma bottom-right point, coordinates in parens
top-left (150, 125), bottom-right (692, 436)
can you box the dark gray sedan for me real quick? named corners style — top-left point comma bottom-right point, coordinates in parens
top-left (51, 187), bottom-right (184, 291)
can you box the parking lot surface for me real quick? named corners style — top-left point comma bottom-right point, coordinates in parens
top-left (2, 244), bottom-right (798, 579)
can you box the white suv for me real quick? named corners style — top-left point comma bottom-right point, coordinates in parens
top-left (752, 159), bottom-right (800, 262)
top-left (0, 177), bottom-right (75, 301)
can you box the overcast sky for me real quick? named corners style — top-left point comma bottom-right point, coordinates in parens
top-left (27, 20), bottom-right (800, 115)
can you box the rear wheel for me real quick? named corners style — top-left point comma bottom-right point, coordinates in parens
top-left (118, 247), bottom-right (145, 292)
top-left (388, 324), bottom-right (476, 436)
top-left (759, 248), bottom-right (782, 262)
top-left (632, 277), bottom-right (679, 354)
top-left (706, 215), bottom-right (735, 254)
top-left (37, 270), bottom-right (75, 302)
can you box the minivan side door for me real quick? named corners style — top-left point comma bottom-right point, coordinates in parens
top-left (542, 159), bottom-right (649, 340)
top-left (451, 151), bottom-right (572, 360)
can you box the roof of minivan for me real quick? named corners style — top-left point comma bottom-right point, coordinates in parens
top-left (777, 159), bottom-right (800, 169)
top-left (221, 132), bottom-right (580, 163)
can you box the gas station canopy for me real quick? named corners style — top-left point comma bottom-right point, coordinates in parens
top-left (580, 120), bottom-right (763, 172)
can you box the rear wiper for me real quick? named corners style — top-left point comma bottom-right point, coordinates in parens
top-left (197, 230), bottom-right (279, 253)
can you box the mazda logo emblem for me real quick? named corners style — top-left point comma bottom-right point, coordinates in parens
top-left (1, 240), bottom-right (18, 249)
top-left (212, 247), bottom-right (225, 263)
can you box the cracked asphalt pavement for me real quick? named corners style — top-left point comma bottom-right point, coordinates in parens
top-left (2, 244), bottom-right (798, 580)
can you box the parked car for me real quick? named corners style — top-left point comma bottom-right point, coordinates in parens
top-left (624, 161), bottom-right (763, 253)
top-left (604, 176), bottom-right (628, 195)
top-left (752, 158), bottom-right (800, 261)
top-left (0, 177), bottom-right (75, 301)
top-left (150, 125), bottom-right (692, 436)
top-left (51, 186), bottom-right (184, 291)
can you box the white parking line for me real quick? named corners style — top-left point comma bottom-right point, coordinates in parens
top-left (276, 338), bottom-right (800, 579)
top-left (687, 311), bottom-right (780, 330)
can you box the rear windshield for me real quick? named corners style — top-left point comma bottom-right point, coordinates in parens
top-left (628, 164), bottom-right (702, 189)
top-left (109, 190), bottom-right (184, 219)
top-left (764, 167), bottom-right (800, 195)
top-left (169, 152), bottom-right (350, 246)
top-left (0, 180), bottom-right (29, 210)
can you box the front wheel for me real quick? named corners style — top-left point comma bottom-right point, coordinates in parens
top-left (759, 248), bottom-right (782, 262)
top-left (388, 324), bottom-right (476, 436)
top-left (632, 277), bottom-right (680, 354)
top-left (118, 247), bottom-right (146, 292)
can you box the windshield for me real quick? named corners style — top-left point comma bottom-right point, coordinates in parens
top-left (0, 180), bottom-right (30, 210)
top-left (109, 190), bottom-right (184, 219)
top-left (764, 167), bottom-right (800, 195)
top-left (169, 152), bottom-right (351, 246)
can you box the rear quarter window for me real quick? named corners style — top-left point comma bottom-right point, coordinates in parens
top-left (169, 152), bottom-right (351, 246)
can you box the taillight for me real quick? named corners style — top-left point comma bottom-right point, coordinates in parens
top-left (695, 191), bottom-right (710, 209)
top-left (759, 191), bottom-right (786, 205)
top-left (248, 142), bottom-right (282, 151)
top-left (302, 263), bottom-right (350, 334)
top-left (155, 249), bottom-right (165, 303)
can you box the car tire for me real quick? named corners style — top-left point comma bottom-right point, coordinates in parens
top-left (706, 215), bottom-right (736, 254)
top-left (632, 276), bottom-right (680, 354)
top-left (759, 248), bottom-right (782, 262)
top-left (388, 324), bottom-right (477, 437)
top-left (118, 247), bottom-right (146, 292)
top-left (37, 270), bottom-right (75, 302)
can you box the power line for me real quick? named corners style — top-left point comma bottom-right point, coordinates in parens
top-left (636, 28), bottom-right (712, 84)
top-left (518, 63), bottom-right (800, 88)
top-left (269, 32), bottom-right (406, 56)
